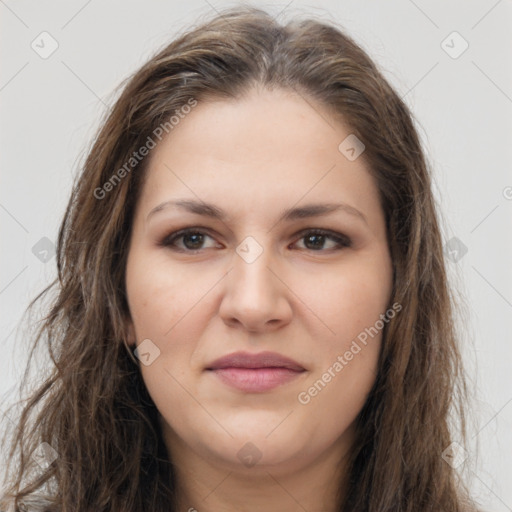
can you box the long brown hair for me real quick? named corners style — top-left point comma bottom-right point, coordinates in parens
top-left (1, 6), bottom-right (479, 511)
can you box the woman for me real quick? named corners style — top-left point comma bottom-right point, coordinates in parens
top-left (0, 6), bottom-right (480, 511)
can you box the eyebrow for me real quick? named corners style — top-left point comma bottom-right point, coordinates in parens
top-left (147, 199), bottom-right (368, 225)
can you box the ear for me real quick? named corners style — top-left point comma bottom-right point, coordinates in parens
top-left (125, 315), bottom-right (137, 348)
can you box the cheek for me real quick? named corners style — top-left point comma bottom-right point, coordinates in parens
top-left (125, 255), bottom-right (211, 429)
top-left (297, 256), bottom-right (392, 348)
top-left (292, 256), bottom-right (391, 411)
top-left (126, 253), bottom-right (209, 340)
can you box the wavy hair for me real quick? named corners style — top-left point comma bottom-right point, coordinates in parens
top-left (1, 6), bottom-right (478, 511)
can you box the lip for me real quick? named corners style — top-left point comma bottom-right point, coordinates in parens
top-left (206, 351), bottom-right (305, 371)
top-left (205, 351), bottom-right (306, 393)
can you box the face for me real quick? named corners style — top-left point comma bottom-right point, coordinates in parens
top-left (125, 87), bottom-right (393, 477)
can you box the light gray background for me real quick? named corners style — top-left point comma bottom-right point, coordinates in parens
top-left (1, 0), bottom-right (511, 508)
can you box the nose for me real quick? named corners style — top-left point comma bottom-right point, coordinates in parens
top-left (219, 243), bottom-right (293, 333)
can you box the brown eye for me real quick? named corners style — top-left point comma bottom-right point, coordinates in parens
top-left (159, 227), bottom-right (351, 254)
top-left (160, 229), bottom-right (219, 252)
top-left (181, 232), bottom-right (206, 250)
top-left (294, 229), bottom-right (352, 251)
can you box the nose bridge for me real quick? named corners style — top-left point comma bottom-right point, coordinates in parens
top-left (230, 236), bottom-right (276, 302)
top-left (219, 234), bottom-right (291, 330)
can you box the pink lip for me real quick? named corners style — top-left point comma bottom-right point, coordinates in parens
top-left (205, 351), bottom-right (306, 393)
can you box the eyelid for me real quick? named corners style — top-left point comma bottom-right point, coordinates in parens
top-left (159, 226), bottom-right (352, 252)
top-left (292, 227), bottom-right (352, 248)
top-left (159, 226), bottom-right (219, 250)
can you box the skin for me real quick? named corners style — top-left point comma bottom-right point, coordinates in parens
top-left (125, 86), bottom-right (393, 511)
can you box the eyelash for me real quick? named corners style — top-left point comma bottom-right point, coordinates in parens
top-left (159, 227), bottom-right (352, 253)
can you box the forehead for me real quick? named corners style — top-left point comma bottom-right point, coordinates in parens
top-left (137, 87), bottom-right (381, 227)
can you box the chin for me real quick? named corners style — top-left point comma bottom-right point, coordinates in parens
top-left (194, 425), bottom-right (313, 473)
